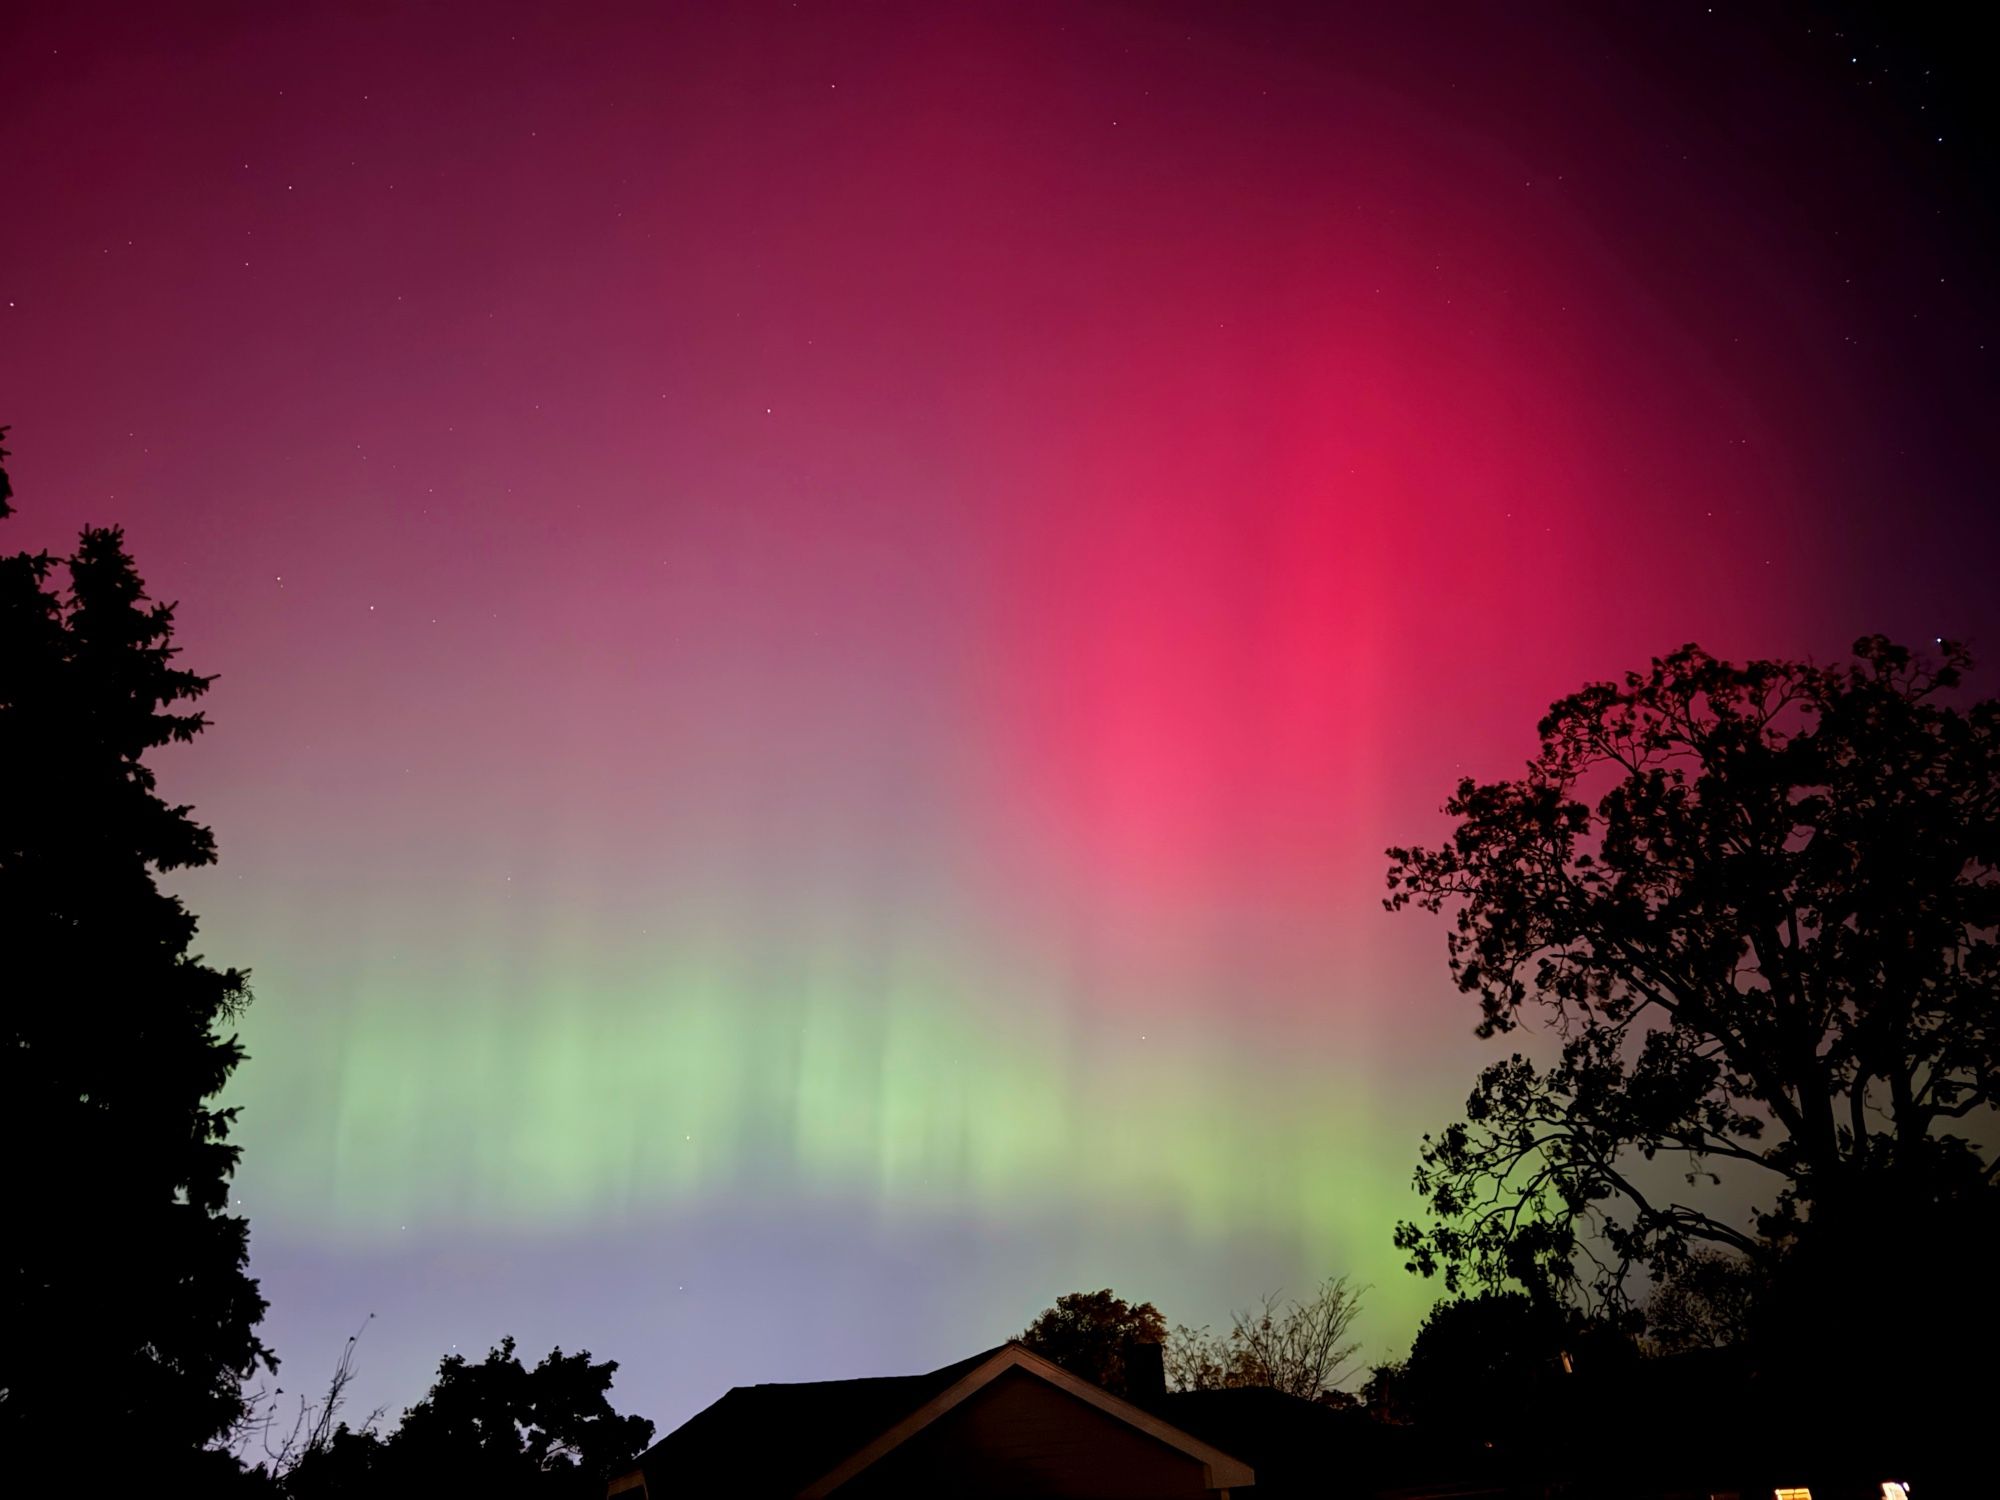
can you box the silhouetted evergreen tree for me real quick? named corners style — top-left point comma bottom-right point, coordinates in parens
top-left (0, 431), bottom-right (272, 1468)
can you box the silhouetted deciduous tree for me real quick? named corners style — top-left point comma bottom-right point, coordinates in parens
top-left (0, 431), bottom-right (272, 1470)
top-left (1386, 638), bottom-right (1999, 1306)
top-left (1641, 1247), bottom-right (1760, 1355)
top-left (1019, 1289), bottom-right (1167, 1397)
top-left (1358, 1361), bottom-right (1410, 1425)
top-left (1400, 1293), bottom-right (1570, 1446)
top-left (278, 1337), bottom-right (653, 1499)
top-left (238, 1317), bottom-right (385, 1481)
top-left (1166, 1277), bottom-right (1365, 1401)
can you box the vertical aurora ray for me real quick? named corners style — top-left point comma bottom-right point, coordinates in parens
top-left (235, 899), bottom-right (1421, 1257)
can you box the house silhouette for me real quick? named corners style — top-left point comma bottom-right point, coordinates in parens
top-left (610, 1341), bottom-right (1255, 1498)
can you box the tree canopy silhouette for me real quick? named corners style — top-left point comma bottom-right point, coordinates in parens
top-left (0, 431), bottom-right (272, 1465)
top-left (277, 1337), bottom-right (654, 1499)
top-left (1019, 1289), bottom-right (1167, 1396)
top-left (1165, 1277), bottom-right (1365, 1401)
top-left (1386, 638), bottom-right (1999, 1306)
top-left (1639, 1247), bottom-right (1759, 1355)
top-left (1399, 1292), bottom-right (1570, 1446)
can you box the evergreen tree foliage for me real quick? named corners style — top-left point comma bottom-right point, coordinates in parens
top-left (0, 431), bottom-right (272, 1465)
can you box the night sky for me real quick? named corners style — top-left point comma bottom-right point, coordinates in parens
top-left (4, 1), bottom-right (1996, 1434)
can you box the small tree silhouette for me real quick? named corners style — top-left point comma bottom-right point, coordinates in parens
top-left (1019, 1289), bottom-right (1168, 1396)
top-left (1166, 1277), bottom-right (1366, 1401)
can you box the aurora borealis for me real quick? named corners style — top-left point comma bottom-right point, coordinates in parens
top-left (4, 0), bottom-right (1997, 1433)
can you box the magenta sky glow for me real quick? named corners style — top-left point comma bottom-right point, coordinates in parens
top-left (4, 0), bottom-right (1995, 1435)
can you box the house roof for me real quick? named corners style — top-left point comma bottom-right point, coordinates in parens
top-left (618, 1344), bottom-right (1003, 1498)
top-left (617, 1341), bottom-right (1254, 1498)
top-left (1161, 1386), bottom-right (1522, 1500)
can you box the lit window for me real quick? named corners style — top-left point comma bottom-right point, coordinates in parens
top-left (1774, 1489), bottom-right (1812, 1500)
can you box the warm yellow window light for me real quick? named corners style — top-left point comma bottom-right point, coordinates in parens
top-left (1773, 1489), bottom-right (1812, 1500)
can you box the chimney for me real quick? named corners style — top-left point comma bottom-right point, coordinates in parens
top-left (1123, 1339), bottom-right (1166, 1406)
